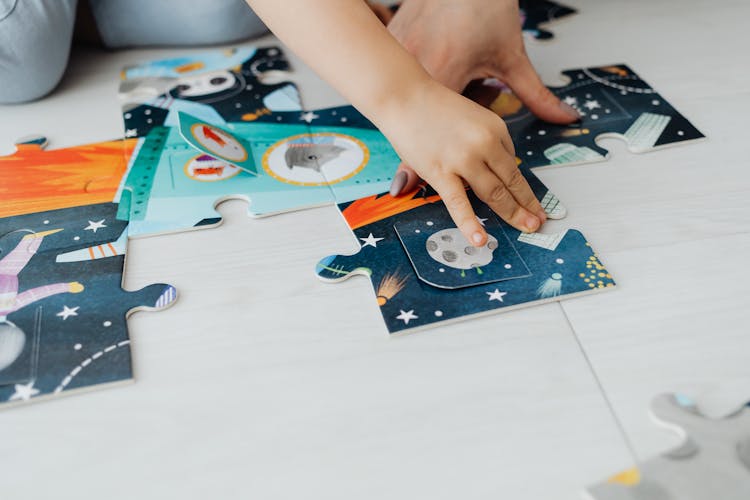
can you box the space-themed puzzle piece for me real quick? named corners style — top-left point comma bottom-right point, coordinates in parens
top-left (116, 116), bottom-right (336, 237)
top-left (0, 135), bottom-right (136, 218)
top-left (586, 393), bottom-right (750, 500)
top-left (485, 64), bottom-right (705, 170)
top-left (0, 204), bottom-right (177, 407)
top-left (316, 187), bottom-right (614, 334)
top-left (519, 0), bottom-right (577, 40)
top-left (120, 46), bottom-right (304, 138)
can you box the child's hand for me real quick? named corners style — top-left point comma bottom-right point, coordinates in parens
top-left (245, 0), bottom-right (563, 244)
top-left (387, 0), bottom-right (580, 197)
top-left (379, 78), bottom-right (547, 245)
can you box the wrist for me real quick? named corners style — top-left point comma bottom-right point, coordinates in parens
top-left (366, 70), bottom-right (441, 134)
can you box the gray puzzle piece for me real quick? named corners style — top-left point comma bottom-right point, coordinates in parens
top-left (587, 393), bottom-right (750, 500)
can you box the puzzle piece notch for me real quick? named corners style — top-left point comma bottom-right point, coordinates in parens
top-left (587, 393), bottom-right (750, 500)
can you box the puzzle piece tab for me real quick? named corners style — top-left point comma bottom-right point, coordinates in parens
top-left (587, 394), bottom-right (750, 500)
top-left (0, 204), bottom-right (177, 407)
top-left (316, 187), bottom-right (614, 334)
top-left (486, 64), bottom-right (705, 169)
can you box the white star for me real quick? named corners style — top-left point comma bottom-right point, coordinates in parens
top-left (9, 381), bottom-right (39, 401)
top-left (476, 216), bottom-right (488, 226)
top-left (125, 129), bottom-right (138, 138)
top-left (583, 100), bottom-right (601, 110)
top-left (563, 96), bottom-right (577, 106)
top-left (396, 309), bottom-right (418, 325)
top-left (486, 289), bottom-right (507, 302)
top-left (57, 305), bottom-right (79, 320)
top-left (84, 219), bottom-right (107, 233)
top-left (300, 112), bottom-right (319, 123)
top-left (360, 233), bottom-right (384, 248)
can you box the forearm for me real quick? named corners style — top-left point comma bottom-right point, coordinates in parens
top-left (245, 0), bottom-right (433, 129)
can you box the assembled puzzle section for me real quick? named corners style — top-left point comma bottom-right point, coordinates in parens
top-left (316, 187), bottom-right (614, 334)
top-left (0, 204), bottom-right (177, 407)
top-left (120, 46), bottom-right (304, 138)
top-left (519, 0), bottom-right (577, 40)
top-left (485, 64), bottom-right (705, 169)
top-left (586, 393), bottom-right (750, 500)
top-left (119, 101), bottom-right (569, 237)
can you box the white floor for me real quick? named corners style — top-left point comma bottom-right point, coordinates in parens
top-left (1, 1), bottom-right (749, 498)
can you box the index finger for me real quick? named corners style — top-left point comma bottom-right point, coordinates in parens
top-left (430, 174), bottom-right (488, 247)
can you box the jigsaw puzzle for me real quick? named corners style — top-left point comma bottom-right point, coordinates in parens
top-left (316, 186), bottom-right (613, 334)
top-left (119, 46), bottom-right (303, 138)
top-left (481, 64), bottom-right (705, 169)
top-left (586, 393), bottom-right (750, 500)
top-left (519, 0), bottom-right (577, 40)
top-left (0, 204), bottom-right (177, 407)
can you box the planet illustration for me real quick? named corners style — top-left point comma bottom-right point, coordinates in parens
top-left (0, 320), bottom-right (25, 372)
top-left (426, 228), bottom-right (498, 270)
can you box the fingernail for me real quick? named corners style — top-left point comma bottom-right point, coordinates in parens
top-left (472, 232), bottom-right (484, 245)
top-left (559, 102), bottom-right (581, 120)
top-left (525, 215), bottom-right (541, 232)
top-left (389, 171), bottom-right (407, 197)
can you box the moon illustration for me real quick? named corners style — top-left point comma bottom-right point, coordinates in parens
top-left (426, 228), bottom-right (498, 270)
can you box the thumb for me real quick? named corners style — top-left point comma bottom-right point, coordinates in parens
top-left (389, 162), bottom-right (422, 197)
top-left (497, 54), bottom-right (580, 125)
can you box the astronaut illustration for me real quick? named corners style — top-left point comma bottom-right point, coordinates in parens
top-left (0, 229), bottom-right (84, 372)
top-left (120, 47), bottom-right (301, 136)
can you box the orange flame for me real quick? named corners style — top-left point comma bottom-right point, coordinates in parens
top-left (341, 187), bottom-right (441, 230)
top-left (0, 139), bottom-right (135, 218)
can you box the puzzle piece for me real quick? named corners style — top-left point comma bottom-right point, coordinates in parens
top-left (0, 135), bottom-right (136, 218)
top-left (117, 115), bottom-right (336, 237)
top-left (587, 394), bottom-right (750, 500)
top-left (0, 203), bottom-right (177, 406)
top-left (485, 64), bottom-right (704, 169)
top-left (519, 0), bottom-right (577, 40)
top-left (120, 46), bottom-right (304, 138)
top-left (316, 187), bottom-right (614, 334)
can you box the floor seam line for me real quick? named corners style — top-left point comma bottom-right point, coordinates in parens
top-left (558, 301), bottom-right (640, 464)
